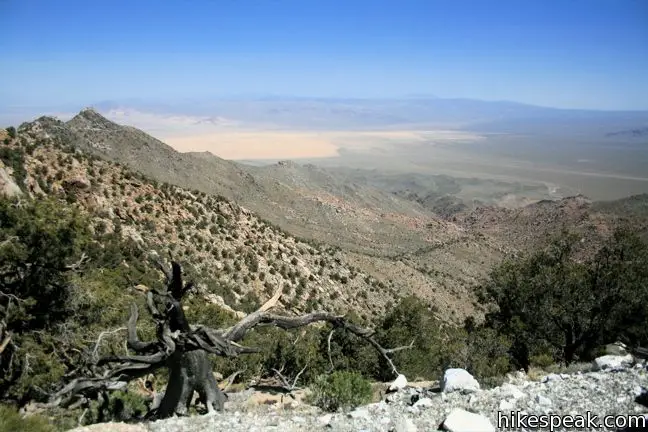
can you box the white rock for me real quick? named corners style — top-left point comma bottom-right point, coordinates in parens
top-left (499, 399), bottom-right (515, 411)
top-left (499, 383), bottom-right (526, 400)
top-left (395, 416), bottom-right (418, 432)
top-left (413, 397), bottom-right (434, 409)
top-left (593, 354), bottom-right (634, 371)
top-left (318, 414), bottom-right (333, 425)
top-left (389, 374), bottom-right (408, 391)
top-left (349, 407), bottom-right (371, 420)
top-left (442, 368), bottom-right (481, 393)
top-left (505, 370), bottom-right (527, 384)
top-left (442, 408), bottom-right (495, 432)
top-left (541, 373), bottom-right (562, 383)
top-left (536, 394), bottom-right (553, 406)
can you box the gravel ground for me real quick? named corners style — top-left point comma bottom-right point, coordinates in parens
top-left (70, 357), bottom-right (648, 432)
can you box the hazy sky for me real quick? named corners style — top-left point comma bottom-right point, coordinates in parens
top-left (1, 0), bottom-right (647, 110)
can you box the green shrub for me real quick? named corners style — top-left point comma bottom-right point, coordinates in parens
top-left (480, 227), bottom-right (648, 369)
top-left (99, 390), bottom-right (149, 422)
top-left (530, 353), bottom-right (555, 369)
top-left (373, 296), bottom-right (448, 381)
top-left (0, 147), bottom-right (27, 188)
top-left (308, 371), bottom-right (372, 412)
top-left (452, 326), bottom-right (512, 380)
top-left (0, 405), bottom-right (54, 432)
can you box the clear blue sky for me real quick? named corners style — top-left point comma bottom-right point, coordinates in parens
top-left (1, 0), bottom-right (647, 110)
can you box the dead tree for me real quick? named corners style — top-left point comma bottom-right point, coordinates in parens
top-left (48, 261), bottom-right (412, 419)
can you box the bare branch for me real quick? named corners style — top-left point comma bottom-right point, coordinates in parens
top-left (258, 286), bottom-right (283, 312)
top-left (146, 291), bottom-right (164, 320)
top-left (292, 365), bottom-right (307, 390)
top-left (272, 363), bottom-right (307, 393)
top-left (326, 329), bottom-right (335, 372)
top-left (91, 327), bottom-right (126, 361)
top-left (169, 262), bottom-right (184, 300)
top-left (221, 310), bottom-right (412, 376)
top-left (153, 257), bottom-right (172, 284)
top-left (219, 370), bottom-right (243, 392)
top-left (0, 334), bottom-right (11, 354)
top-left (48, 362), bottom-right (164, 408)
top-left (127, 304), bottom-right (158, 353)
top-left (98, 351), bottom-right (168, 366)
top-left (78, 407), bottom-right (89, 426)
top-left (64, 252), bottom-right (89, 271)
top-left (0, 291), bottom-right (26, 303)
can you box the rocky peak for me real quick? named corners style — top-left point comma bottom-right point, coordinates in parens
top-left (18, 115), bottom-right (64, 133)
top-left (67, 107), bottom-right (121, 131)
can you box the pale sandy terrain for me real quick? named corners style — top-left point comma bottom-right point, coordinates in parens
top-left (161, 130), bottom-right (483, 160)
top-left (51, 108), bottom-right (485, 160)
top-left (164, 131), bottom-right (340, 159)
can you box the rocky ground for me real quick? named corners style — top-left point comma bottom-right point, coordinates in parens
top-left (70, 354), bottom-right (648, 432)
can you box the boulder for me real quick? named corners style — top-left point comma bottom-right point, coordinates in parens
top-left (389, 374), bottom-right (408, 391)
top-left (593, 354), bottom-right (634, 371)
top-left (442, 408), bottom-right (495, 432)
top-left (441, 368), bottom-right (481, 393)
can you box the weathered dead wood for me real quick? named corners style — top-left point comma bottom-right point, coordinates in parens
top-left (49, 260), bottom-right (412, 419)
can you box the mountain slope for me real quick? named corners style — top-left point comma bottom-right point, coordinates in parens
top-left (11, 110), bottom-right (648, 324)
top-left (26, 109), bottom-right (465, 258)
top-left (6, 118), bottom-right (485, 322)
top-left (66, 108), bottom-right (263, 203)
top-left (457, 194), bottom-right (648, 253)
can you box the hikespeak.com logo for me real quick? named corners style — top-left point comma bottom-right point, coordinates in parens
top-left (498, 410), bottom-right (647, 431)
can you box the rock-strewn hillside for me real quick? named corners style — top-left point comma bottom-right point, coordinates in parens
top-left (7, 119), bottom-right (409, 320)
top-left (60, 108), bottom-right (459, 257)
top-left (9, 112), bottom-right (497, 322)
top-left (457, 194), bottom-right (648, 255)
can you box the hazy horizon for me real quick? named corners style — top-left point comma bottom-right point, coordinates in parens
top-left (2, 0), bottom-right (648, 111)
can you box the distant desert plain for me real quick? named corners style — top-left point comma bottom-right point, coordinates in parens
top-left (38, 100), bottom-right (648, 202)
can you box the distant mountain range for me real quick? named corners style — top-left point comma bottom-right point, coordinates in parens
top-left (4, 96), bottom-right (648, 135)
top-left (606, 126), bottom-right (648, 138)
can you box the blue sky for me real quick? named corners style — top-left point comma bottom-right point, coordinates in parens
top-left (1, 0), bottom-right (647, 110)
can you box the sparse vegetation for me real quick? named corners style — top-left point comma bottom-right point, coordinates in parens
top-left (0, 405), bottom-right (55, 432)
top-left (308, 371), bottom-right (373, 412)
top-left (479, 227), bottom-right (648, 369)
